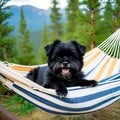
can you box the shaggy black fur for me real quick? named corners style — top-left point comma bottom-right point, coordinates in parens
top-left (27, 40), bottom-right (97, 97)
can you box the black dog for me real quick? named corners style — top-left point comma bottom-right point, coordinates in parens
top-left (27, 40), bottom-right (97, 97)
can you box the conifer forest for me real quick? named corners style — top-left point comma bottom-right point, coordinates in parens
top-left (0, 0), bottom-right (120, 120)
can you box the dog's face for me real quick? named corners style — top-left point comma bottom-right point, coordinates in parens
top-left (44, 40), bottom-right (86, 80)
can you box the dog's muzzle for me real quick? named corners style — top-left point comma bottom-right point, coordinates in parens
top-left (61, 62), bottom-right (70, 74)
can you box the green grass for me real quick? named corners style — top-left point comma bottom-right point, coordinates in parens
top-left (3, 95), bottom-right (36, 116)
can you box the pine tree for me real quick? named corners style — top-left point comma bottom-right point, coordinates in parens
top-left (103, 0), bottom-right (114, 37)
top-left (75, 0), bottom-right (102, 49)
top-left (0, 0), bottom-right (17, 101)
top-left (39, 22), bottom-right (48, 64)
top-left (18, 7), bottom-right (36, 65)
top-left (104, 0), bottom-right (113, 23)
top-left (49, 0), bottom-right (63, 40)
top-left (7, 7), bottom-right (37, 115)
top-left (0, 0), bottom-right (16, 62)
top-left (103, 0), bottom-right (120, 34)
top-left (65, 0), bottom-right (80, 40)
top-left (113, 0), bottom-right (120, 30)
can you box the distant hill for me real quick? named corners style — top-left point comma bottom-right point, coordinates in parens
top-left (9, 5), bottom-right (66, 33)
top-left (30, 30), bottom-right (41, 57)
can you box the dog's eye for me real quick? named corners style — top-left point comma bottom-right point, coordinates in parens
top-left (57, 56), bottom-right (62, 60)
top-left (70, 56), bottom-right (73, 59)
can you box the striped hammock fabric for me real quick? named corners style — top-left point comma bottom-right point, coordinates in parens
top-left (0, 29), bottom-right (120, 115)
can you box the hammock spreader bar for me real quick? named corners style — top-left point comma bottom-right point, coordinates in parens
top-left (0, 29), bottom-right (120, 115)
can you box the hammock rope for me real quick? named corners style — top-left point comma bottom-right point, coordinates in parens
top-left (98, 29), bottom-right (120, 58)
top-left (0, 29), bottom-right (120, 115)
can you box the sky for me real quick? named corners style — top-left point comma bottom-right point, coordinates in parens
top-left (7, 0), bottom-right (68, 9)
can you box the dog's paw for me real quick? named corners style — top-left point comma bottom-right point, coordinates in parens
top-left (89, 80), bottom-right (98, 87)
top-left (56, 88), bottom-right (68, 98)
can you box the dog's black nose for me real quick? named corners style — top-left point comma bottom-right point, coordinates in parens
top-left (63, 62), bottom-right (68, 67)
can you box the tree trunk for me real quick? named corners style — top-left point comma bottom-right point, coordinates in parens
top-left (90, 8), bottom-right (95, 49)
top-left (114, 12), bottom-right (119, 30)
top-left (3, 47), bottom-right (7, 61)
top-left (91, 40), bottom-right (95, 49)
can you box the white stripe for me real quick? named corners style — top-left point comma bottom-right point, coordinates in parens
top-left (83, 54), bottom-right (108, 79)
top-left (84, 48), bottom-right (99, 60)
top-left (14, 80), bottom-right (120, 109)
top-left (83, 52), bottom-right (106, 74)
top-left (82, 96), bottom-right (120, 114)
top-left (13, 82), bottom-right (120, 114)
top-left (112, 59), bottom-right (120, 74)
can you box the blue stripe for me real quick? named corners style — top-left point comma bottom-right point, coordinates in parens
top-left (99, 73), bottom-right (120, 83)
top-left (12, 84), bottom-right (120, 115)
top-left (46, 85), bottom-right (120, 103)
top-left (29, 96), bottom-right (120, 115)
top-left (13, 84), bottom-right (120, 112)
top-left (14, 83), bottom-right (120, 104)
top-left (68, 78), bottom-right (120, 91)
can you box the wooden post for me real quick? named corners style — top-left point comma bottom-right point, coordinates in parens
top-left (0, 105), bottom-right (21, 120)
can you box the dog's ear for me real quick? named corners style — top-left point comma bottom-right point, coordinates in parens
top-left (44, 40), bottom-right (61, 56)
top-left (71, 40), bottom-right (86, 55)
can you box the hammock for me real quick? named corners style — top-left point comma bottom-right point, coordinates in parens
top-left (0, 29), bottom-right (120, 115)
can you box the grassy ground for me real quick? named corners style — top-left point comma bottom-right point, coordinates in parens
top-left (20, 101), bottom-right (120, 120)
